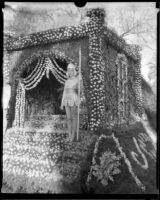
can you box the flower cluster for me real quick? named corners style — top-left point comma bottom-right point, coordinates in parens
top-left (87, 134), bottom-right (122, 187)
top-left (3, 127), bottom-right (98, 191)
top-left (86, 8), bottom-right (105, 23)
top-left (91, 150), bottom-right (121, 186)
top-left (3, 128), bottom-right (67, 180)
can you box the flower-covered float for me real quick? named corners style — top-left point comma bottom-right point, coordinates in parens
top-left (3, 8), bottom-right (157, 194)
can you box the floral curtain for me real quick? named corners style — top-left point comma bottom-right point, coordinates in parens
top-left (14, 56), bottom-right (67, 127)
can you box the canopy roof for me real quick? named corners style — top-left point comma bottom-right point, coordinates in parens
top-left (4, 8), bottom-right (141, 62)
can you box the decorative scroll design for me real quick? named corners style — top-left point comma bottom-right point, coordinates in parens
top-left (112, 133), bottom-right (146, 191)
top-left (131, 137), bottom-right (148, 169)
top-left (131, 132), bottom-right (156, 169)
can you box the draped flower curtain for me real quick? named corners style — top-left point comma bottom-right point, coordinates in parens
top-left (15, 56), bottom-right (67, 127)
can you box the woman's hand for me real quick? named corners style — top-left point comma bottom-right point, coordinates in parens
top-left (60, 105), bottom-right (63, 110)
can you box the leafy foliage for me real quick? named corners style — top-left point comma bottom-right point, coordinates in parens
top-left (91, 150), bottom-right (121, 186)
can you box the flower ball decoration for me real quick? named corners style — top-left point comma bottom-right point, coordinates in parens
top-left (86, 8), bottom-right (105, 24)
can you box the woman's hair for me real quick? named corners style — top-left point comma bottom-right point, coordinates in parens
top-left (66, 63), bottom-right (77, 78)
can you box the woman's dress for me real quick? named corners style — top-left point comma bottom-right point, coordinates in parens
top-left (61, 77), bottom-right (79, 107)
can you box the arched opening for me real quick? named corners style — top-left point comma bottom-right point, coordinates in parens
top-left (20, 57), bottom-right (68, 122)
top-left (7, 50), bottom-right (88, 130)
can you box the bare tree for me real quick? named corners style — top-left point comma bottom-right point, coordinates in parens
top-left (4, 4), bottom-right (81, 36)
top-left (114, 4), bottom-right (157, 50)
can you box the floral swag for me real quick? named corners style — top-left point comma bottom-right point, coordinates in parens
top-left (15, 56), bottom-right (68, 127)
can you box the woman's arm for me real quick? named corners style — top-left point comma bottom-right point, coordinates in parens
top-left (75, 76), bottom-right (83, 95)
top-left (60, 82), bottom-right (66, 110)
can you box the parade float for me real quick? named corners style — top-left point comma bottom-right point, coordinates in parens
top-left (3, 8), bottom-right (157, 194)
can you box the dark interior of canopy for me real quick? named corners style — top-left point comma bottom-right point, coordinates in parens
top-left (21, 57), bottom-right (68, 120)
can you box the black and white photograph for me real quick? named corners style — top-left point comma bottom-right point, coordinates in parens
top-left (2, 2), bottom-right (158, 194)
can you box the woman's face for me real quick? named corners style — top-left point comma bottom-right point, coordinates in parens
top-left (68, 68), bottom-right (75, 77)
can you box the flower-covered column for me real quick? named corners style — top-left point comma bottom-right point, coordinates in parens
top-left (15, 81), bottom-right (26, 127)
top-left (6, 80), bottom-right (18, 129)
top-left (86, 9), bottom-right (106, 131)
top-left (134, 50), bottom-right (144, 119)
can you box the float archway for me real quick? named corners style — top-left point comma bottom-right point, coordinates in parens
top-left (12, 50), bottom-right (81, 127)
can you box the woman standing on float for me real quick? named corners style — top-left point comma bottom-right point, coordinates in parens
top-left (60, 63), bottom-right (83, 142)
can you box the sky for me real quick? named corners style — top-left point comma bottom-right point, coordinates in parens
top-left (4, 2), bottom-right (158, 82)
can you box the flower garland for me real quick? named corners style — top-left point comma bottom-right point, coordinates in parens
top-left (112, 133), bottom-right (146, 192)
top-left (5, 22), bottom-right (88, 51)
top-left (14, 49), bottom-right (76, 81)
top-left (15, 81), bottom-right (26, 127)
top-left (86, 134), bottom-right (109, 184)
top-left (46, 57), bottom-right (67, 84)
top-left (15, 82), bottom-right (21, 126)
top-left (115, 53), bottom-right (129, 126)
top-left (50, 56), bottom-right (67, 77)
top-left (24, 57), bottom-right (46, 90)
top-left (131, 137), bottom-right (148, 170)
top-left (20, 83), bottom-right (26, 127)
top-left (103, 27), bottom-right (140, 61)
top-left (3, 49), bottom-right (10, 83)
top-left (23, 58), bottom-right (42, 83)
top-left (134, 56), bottom-right (144, 117)
top-left (5, 8), bottom-right (139, 63)
top-left (138, 132), bottom-right (156, 158)
top-left (14, 53), bottom-right (70, 127)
